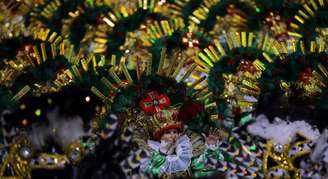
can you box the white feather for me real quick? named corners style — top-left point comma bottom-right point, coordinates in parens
top-left (247, 115), bottom-right (320, 145)
top-left (28, 107), bottom-right (87, 150)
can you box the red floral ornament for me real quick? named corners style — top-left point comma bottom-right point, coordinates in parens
top-left (298, 68), bottom-right (312, 84)
top-left (239, 60), bottom-right (258, 73)
top-left (182, 32), bottom-right (199, 48)
top-left (139, 91), bottom-right (171, 114)
top-left (226, 4), bottom-right (237, 15)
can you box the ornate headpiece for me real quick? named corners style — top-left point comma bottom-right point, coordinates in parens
top-left (149, 107), bottom-right (182, 140)
top-left (139, 91), bottom-right (183, 140)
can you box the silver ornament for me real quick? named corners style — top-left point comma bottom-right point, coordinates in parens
top-left (19, 146), bottom-right (32, 159)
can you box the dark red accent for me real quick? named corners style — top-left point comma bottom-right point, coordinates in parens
top-left (227, 59), bottom-right (234, 65)
top-left (232, 107), bottom-right (242, 116)
top-left (116, 32), bottom-right (125, 38)
top-left (178, 100), bottom-right (204, 122)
